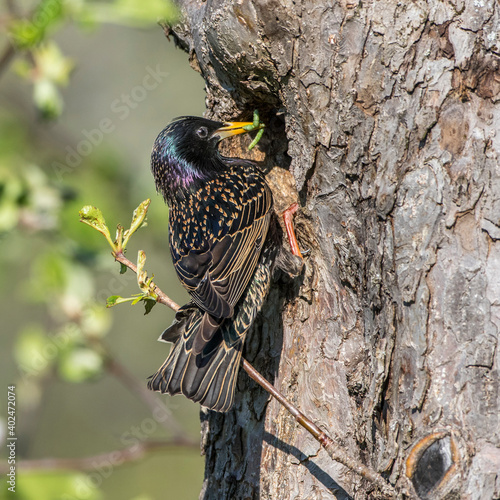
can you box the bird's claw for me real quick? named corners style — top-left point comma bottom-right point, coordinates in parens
top-left (282, 203), bottom-right (304, 259)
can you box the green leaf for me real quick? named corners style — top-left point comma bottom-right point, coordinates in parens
top-left (106, 295), bottom-right (134, 307)
top-left (122, 199), bottom-right (150, 250)
top-left (106, 295), bottom-right (120, 307)
top-left (131, 296), bottom-right (142, 306)
top-left (79, 205), bottom-right (115, 250)
top-left (79, 205), bottom-right (107, 229)
top-left (9, 19), bottom-right (45, 49)
top-left (144, 298), bottom-right (156, 315)
top-left (9, 0), bottom-right (65, 49)
top-left (106, 293), bottom-right (156, 314)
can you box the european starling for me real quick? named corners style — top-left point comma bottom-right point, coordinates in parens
top-left (148, 116), bottom-right (300, 412)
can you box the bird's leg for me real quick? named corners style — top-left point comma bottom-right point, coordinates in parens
top-left (282, 203), bottom-right (303, 258)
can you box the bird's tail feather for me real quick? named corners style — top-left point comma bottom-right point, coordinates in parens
top-left (148, 308), bottom-right (243, 412)
top-left (148, 237), bottom-right (276, 412)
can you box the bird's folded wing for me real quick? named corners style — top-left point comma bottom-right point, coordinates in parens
top-left (173, 182), bottom-right (272, 320)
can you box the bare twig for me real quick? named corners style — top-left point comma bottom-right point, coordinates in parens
top-left (113, 250), bottom-right (396, 497)
top-left (0, 0), bottom-right (23, 78)
top-left (0, 43), bottom-right (15, 79)
top-left (113, 250), bottom-right (180, 311)
top-left (241, 359), bottom-right (395, 496)
top-left (0, 439), bottom-right (198, 474)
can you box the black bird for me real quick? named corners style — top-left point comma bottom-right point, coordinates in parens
top-left (148, 116), bottom-right (285, 412)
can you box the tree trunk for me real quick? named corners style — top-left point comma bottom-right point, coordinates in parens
top-left (168, 1), bottom-right (500, 498)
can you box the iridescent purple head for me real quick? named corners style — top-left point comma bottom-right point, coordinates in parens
top-left (150, 116), bottom-right (252, 204)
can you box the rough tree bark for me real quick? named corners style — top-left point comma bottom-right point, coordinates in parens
top-left (165, 1), bottom-right (500, 498)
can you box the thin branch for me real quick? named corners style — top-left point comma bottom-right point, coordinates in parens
top-left (114, 250), bottom-right (180, 311)
top-left (113, 251), bottom-right (396, 497)
top-left (0, 43), bottom-right (16, 79)
top-left (0, 0), bottom-right (22, 78)
top-left (0, 439), bottom-right (198, 474)
top-left (243, 358), bottom-right (395, 496)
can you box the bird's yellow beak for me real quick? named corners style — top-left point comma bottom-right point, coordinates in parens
top-left (213, 122), bottom-right (260, 141)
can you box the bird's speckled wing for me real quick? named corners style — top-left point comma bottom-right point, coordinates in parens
top-left (169, 165), bottom-right (273, 324)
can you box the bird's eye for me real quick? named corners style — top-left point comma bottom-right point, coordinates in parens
top-left (196, 127), bottom-right (208, 138)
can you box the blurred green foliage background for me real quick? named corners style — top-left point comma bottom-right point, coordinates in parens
top-left (0, 1), bottom-right (206, 498)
